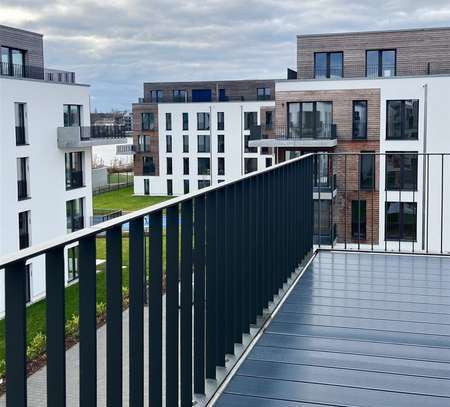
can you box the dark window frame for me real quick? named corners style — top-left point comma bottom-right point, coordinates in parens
top-left (314, 51), bottom-right (344, 79)
top-left (385, 152), bottom-right (418, 191)
top-left (365, 49), bottom-right (397, 77)
top-left (183, 179), bottom-right (189, 194)
top-left (183, 134), bottom-right (189, 153)
top-left (65, 151), bottom-right (84, 190)
top-left (66, 198), bottom-right (84, 233)
top-left (217, 111), bottom-right (224, 130)
top-left (217, 157), bottom-right (225, 176)
top-left (385, 202), bottom-right (417, 242)
top-left (352, 100), bottom-right (368, 140)
top-left (17, 157), bottom-right (29, 200)
top-left (67, 246), bottom-right (79, 282)
top-left (149, 90), bottom-right (163, 103)
top-left (165, 112), bottom-right (172, 131)
top-left (197, 112), bottom-right (210, 130)
top-left (386, 99), bottom-right (419, 140)
top-left (197, 157), bottom-right (211, 175)
top-left (166, 157), bottom-right (173, 175)
top-left (182, 112), bottom-right (189, 131)
top-left (183, 157), bottom-right (189, 175)
top-left (167, 179), bottom-right (173, 196)
top-left (18, 210), bottom-right (30, 250)
top-left (166, 134), bottom-right (172, 153)
top-left (287, 101), bottom-right (333, 139)
top-left (351, 200), bottom-right (367, 240)
top-left (359, 151), bottom-right (375, 191)
top-left (143, 156), bottom-right (155, 175)
top-left (64, 105), bottom-right (81, 127)
top-left (141, 112), bottom-right (156, 131)
top-left (197, 134), bottom-right (210, 153)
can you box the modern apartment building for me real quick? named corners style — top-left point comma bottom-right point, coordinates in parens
top-left (126, 80), bottom-right (276, 195)
top-left (0, 25), bottom-right (126, 313)
top-left (250, 27), bottom-right (450, 253)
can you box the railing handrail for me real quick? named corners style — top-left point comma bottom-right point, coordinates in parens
top-left (0, 153), bottom-right (313, 269)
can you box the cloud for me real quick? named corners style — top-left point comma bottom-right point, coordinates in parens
top-left (1, 0), bottom-right (450, 110)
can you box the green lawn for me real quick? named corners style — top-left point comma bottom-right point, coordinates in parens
top-left (93, 186), bottom-right (171, 212)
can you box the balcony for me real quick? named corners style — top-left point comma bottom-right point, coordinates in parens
top-left (57, 125), bottom-right (127, 148)
top-left (1, 153), bottom-right (450, 406)
top-left (249, 124), bottom-right (337, 148)
top-left (116, 144), bottom-right (151, 155)
top-left (138, 94), bottom-right (275, 103)
top-left (0, 62), bottom-right (75, 83)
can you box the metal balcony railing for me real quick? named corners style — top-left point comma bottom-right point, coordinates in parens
top-left (0, 62), bottom-right (76, 83)
top-left (251, 124), bottom-right (337, 140)
top-left (0, 154), bottom-right (313, 406)
top-left (58, 125), bottom-right (127, 148)
top-left (139, 94), bottom-right (275, 103)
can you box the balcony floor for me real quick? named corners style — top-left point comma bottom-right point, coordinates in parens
top-left (215, 251), bottom-right (450, 407)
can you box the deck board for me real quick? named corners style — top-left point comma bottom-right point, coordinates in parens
top-left (214, 251), bottom-right (450, 406)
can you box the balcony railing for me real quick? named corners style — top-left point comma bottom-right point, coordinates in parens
top-left (0, 62), bottom-right (76, 83)
top-left (15, 126), bottom-right (26, 145)
top-left (138, 94), bottom-right (275, 103)
top-left (251, 124), bottom-right (337, 140)
top-left (299, 62), bottom-right (450, 80)
top-left (17, 180), bottom-right (29, 200)
top-left (0, 154), bottom-right (313, 406)
top-left (58, 125), bottom-right (127, 148)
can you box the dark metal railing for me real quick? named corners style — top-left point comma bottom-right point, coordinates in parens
top-left (299, 62), bottom-right (450, 80)
top-left (0, 154), bottom-right (313, 406)
top-left (0, 62), bottom-right (75, 83)
top-left (139, 94), bottom-right (275, 103)
top-left (80, 125), bottom-right (127, 140)
top-left (251, 124), bottom-right (337, 140)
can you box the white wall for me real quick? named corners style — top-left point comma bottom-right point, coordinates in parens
top-left (277, 76), bottom-right (450, 253)
top-left (0, 76), bottom-right (92, 313)
top-left (135, 100), bottom-right (275, 196)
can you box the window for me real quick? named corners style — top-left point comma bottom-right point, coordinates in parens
top-left (198, 180), bottom-right (211, 189)
top-left (1, 46), bottom-right (25, 76)
top-left (141, 112), bottom-right (155, 130)
top-left (314, 201), bottom-right (331, 238)
top-left (192, 89), bottom-right (212, 102)
top-left (360, 152), bottom-right (375, 190)
top-left (64, 105), bottom-right (81, 127)
top-left (15, 103), bottom-right (27, 145)
top-left (65, 152), bottom-right (83, 190)
top-left (167, 180), bottom-right (173, 195)
top-left (217, 112), bottom-right (224, 130)
top-left (67, 246), bottom-right (79, 282)
top-left (183, 134), bottom-right (189, 153)
top-left (366, 49), bottom-right (396, 78)
top-left (197, 134), bottom-right (210, 153)
top-left (245, 158), bottom-right (257, 174)
top-left (353, 100), bottom-right (367, 139)
top-left (149, 90), bottom-right (163, 103)
top-left (166, 135), bottom-right (172, 153)
top-left (137, 135), bottom-right (150, 152)
top-left (257, 87), bottom-right (271, 100)
top-left (197, 113), bottom-right (210, 130)
top-left (386, 153), bottom-right (418, 191)
top-left (198, 158), bottom-right (210, 175)
top-left (25, 265), bottom-right (31, 303)
top-left (17, 157), bottom-right (29, 200)
top-left (184, 180), bottom-right (190, 194)
top-left (18, 211), bottom-right (30, 249)
top-left (219, 89), bottom-right (228, 102)
top-left (314, 52), bottom-right (343, 79)
top-left (313, 153), bottom-right (330, 188)
top-left (66, 198), bottom-right (84, 233)
top-left (265, 111), bottom-right (273, 129)
top-left (244, 135), bottom-right (257, 153)
top-left (166, 157), bottom-right (173, 175)
top-left (144, 179), bottom-right (150, 195)
top-left (183, 112), bottom-right (189, 131)
top-left (288, 102), bottom-right (333, 139)
top-left (143, 156), bottom-right (155, 175)
top-left (165, 113), bottom-right (172, 131)
top-left (265, 157), bottom-right (272, 168)
top-left (183, 157), bottom-right (189, 175)
top-left (385, 202), bottom-right (417, 241)
top-left (217, 134), bottom-right (225, 153)
top-left (173, 89), bottom-right (187, 102)
top-left (352, 200), bottom-right (367, 240)
top-left (244, 112), bottom-right (257, 130)
top-left (218, 157), bottom-right (225, 176)
top-left (386, 100), bottom-right (419, 140)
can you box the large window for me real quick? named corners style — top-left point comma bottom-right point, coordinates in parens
top-left (244, 112), bottom-right (257, 130)
top-left (15, 103), bottom-right (27, 145)
top-left (183, 112), bottom-right (189, 131)
top-left (173, 89), bottom-right (187, 102)
top-left (217, 112), bottom-right (224, 130)
top-left (18, 211), bottom-right (30, 249)
top-left (197, 113), bottom-right (210, 130)
top-left (218, 157), bottom-right (225, 176)
top-left (141, 112), bottom-right (155, 130)
top-left (314, 52), bottom-right (343, 79)
top-left (1, 46), bottom-right (25, 76)
top-left (353, 100), bottom-right (367, 139)
top-left (65, 152), bottom-right (83, 190)
top-left (257, 87), bottom-right (272, 100)
top-left (183, 157), bottom-right (189, 175)
top-left (64, 105), bottom-right (81, 127)
top-left (66, 198), bottom-right (84, 233)
top-left (386, 153), bottom-right (418, 191)
top-left (165, 113), bottom-right (172, 131)
top-left (386, 100), bottom-right (419, 140)
top-left (244, 135), bottom-right (257, 153)
top-left (352, 200), bottom-right (367, 240)
top-left (288, 102), bottom-right (333, 139)
top-left (166, 135), bottom-right (172, 153)
top-left (360, 152), bottom-right (375, 190)
top-left (197, 134), bottom-right (210, 153)
top-left (265, 111), bottom-right (273, 129)
top-left (217, 134), bottom-right (225, 153)
top-left (167, 180), bottom-right (173, 196)
top-left (67, 246), bottom-right (79, 282)
top-left (166, 157), bottom-right (173, 175)
top-left (366, 49), bottom-right (396, 78)
top-left (183, 134), bottom-right (189, 153)
top-left (198, 158), bottom-right (210, 175)
top-left (245, 158), bottom-right (257, 174)
top-left (143, 156), bottom-right (155, 175)
top-left (385, 202), bottom-right (417, 241)
top-left (149, 90), bottom-right (163, 103)
top-left (17, 157), bottom-right (29, 200)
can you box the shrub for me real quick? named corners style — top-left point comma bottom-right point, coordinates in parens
top-left (65, 314), bottom-right (80, 339)
top-left (26, 332), bottom-right (46, 361)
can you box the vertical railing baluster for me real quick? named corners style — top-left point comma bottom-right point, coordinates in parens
top-left (441, 154), bottom-right (444, 254)
top-left (216, 188), bottom-right (226, 366)
top-left (249, 177), bottom-right (257, 325)
top-left (234, 183), bottom-right (243, 343)
top-left (194, 195), bottom-right (206, 394)
top-left (205, 191), bottom-right (217, 379)
top-left (79, 236), bottom-right (97, 407)
top-left (181, 200), bottom-right (193, 406)
top-left (5, 260), bottom-right (27, 407)
top-left (166, 205), bottom-right (179, 406)
top-left (46, 248), bottom-right (66, 407)
top-left (242, 181), bottom-right (250, 334)
top-left (149, 211), bottom-right (163, 406)
top-left (225, 185), bottom-right (235, 354)
top-left (129, 218), bottom-right (144, 407)
top-left (106, 227), bottom-right (123, 407)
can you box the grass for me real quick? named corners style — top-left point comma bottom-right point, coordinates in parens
top-left (93, 186), bottom-right (171, 212)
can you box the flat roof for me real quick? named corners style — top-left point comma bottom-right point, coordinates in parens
top-left (0, 24), bottom-right (43, 37)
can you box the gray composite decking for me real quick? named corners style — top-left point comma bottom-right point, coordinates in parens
top-left (214, 251), bottom-right (450, 407)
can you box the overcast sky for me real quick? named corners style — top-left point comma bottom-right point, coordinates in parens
top-left (1, 1), bottom-right (450, 111)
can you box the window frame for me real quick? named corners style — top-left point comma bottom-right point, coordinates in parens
top-left (197, 134), bottom-right (210, 153)
top-left (166, 134), bottom-right (172, 153)
top-left (182, 112), bottom-right (189, 131)
top-left (197, 157), bottom-right (211, 175)
top-left (217, 134), bottom-right (225, 153)
top-left (385, 152), bottom-right (418, 191)
top-left (217, 111), bottom-right (225, 130)
top-left (352, 100), bottom-right (368, 140)
top-left (385, 201), bottom-right (417, 242)
top-left (166, 157), bottom-right (173, 175)
top-left (287, 101), bottom-right (333, 139)
top-left (141, 112), bottom-right (155, 131)
top-left (351, 200), bottom-right (367, 240)
top-left (359, 151), bottom-right (375, 191)
top-left (314, 51), bottom-right (344, 79)
top-left (386, 100), bottom-right (419, 140)
top-left (183, 157), bottom-right (189, 175)
top-left (217, 157), bottom-right (225, 176)
top-left (197, 112), bottom-right (210, 130)
top-left (365, 49), bottom-right (396, 78)
top-left (65, 151), bottom-right (84, 190)
top-left (165, 112), bottom-right (172, 131)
